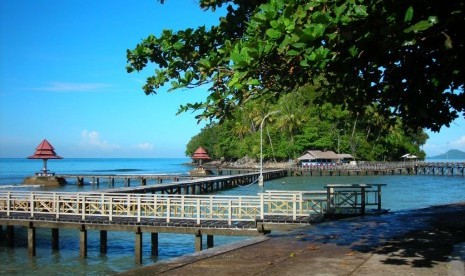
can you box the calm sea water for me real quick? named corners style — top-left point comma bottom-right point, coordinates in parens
top-left (1, 158), bottom-right (465, 275)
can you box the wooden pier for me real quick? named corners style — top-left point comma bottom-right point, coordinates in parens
top-left (55, 169), bottom-right (266, 187)
top-left (289, 162), bottom-right (465, 177)
top-left (0, 183), bottom-right (385, 264)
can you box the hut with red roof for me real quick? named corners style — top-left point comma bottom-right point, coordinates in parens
top-left (189, 146), bottom-right (213, 176)
top-left (191, 146), bottom-right (211, 166)
top-left (23, 139), bottom-right (66, 185)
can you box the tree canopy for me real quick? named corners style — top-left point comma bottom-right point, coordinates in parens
top-left (184, 86), bottom-right (428, 161)
top-left (127, 0), bottom-right (464, 132)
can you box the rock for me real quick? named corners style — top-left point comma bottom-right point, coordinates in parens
top-left (23, 176), bottom-right (67, 186)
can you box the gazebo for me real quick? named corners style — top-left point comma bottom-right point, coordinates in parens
top-left (192, 147), bottom-right (211, 167)
top-left (28, 139), bottom-right (62, 175)
top-left (189, 147), bottom-right (213, 176)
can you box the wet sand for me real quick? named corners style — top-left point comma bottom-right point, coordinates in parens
top-left (120, 202), bottom-right (465, 275)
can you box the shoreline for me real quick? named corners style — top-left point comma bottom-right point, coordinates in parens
top-left (120, 202), bottom-right (465, 275)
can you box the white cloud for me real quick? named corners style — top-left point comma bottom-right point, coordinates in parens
top-left (423, 135), bottom-right (465, 157)
top-left (32, 82), bottom-right (112, 92)
top-left (81, 130), bottom-right (120, 150)
top-left (450, 135), bottom-right (465, 150)
top-left (133, 142), bottom-right (154, 151)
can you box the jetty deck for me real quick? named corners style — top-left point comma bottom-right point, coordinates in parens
top-left (0, 182), bottom-right (386, 264)
top-left (289, 162), bottom-right (465, 176)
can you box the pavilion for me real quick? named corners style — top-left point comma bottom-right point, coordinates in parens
top-left (189, 147), bottom-right (214, 176)
top-left (23, 139), bottom-right (66, 185)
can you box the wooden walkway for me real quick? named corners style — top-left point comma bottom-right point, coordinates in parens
top-left (289, 162), bottom-right (465, 177)
top-left (0, 184), bottom-right (386, 264)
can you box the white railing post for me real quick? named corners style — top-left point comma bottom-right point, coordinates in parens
top-left (167, 198), bottom-right (171, 223)
top-left (260, 194), bottom-right (264, 219)
top-left (109, 196), bottom-right (113, 222)
top-left (228, 200), bottom-right (232, 225)
top-left (54, 193), bottom-right (59, 219)
top-left (101, 194), bottom-right (105, 216)
top-left (292, 194), bottom-right (297, 220)
top-left (209, 196), bottom-right (213, 219)
top-left (30, 193), bottom-right (34, 217)
top-left (80, 194), bottom-right (86, 220)
top-left (153, 194), bottom-right (157, 217)
top-left (196, 198), bottom-right (201, 224)
top-left (127, 194), bottom-right (131, 216)
top-left (137, 196), bottom-right (141, 223)
top-left (238, 197), bottom-right (242, 219)
top-left (6, 191), bottom-right (11, 216)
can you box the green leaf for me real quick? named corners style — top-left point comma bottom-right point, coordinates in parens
top-left (404, 6), bottom-right (414, 22)
top-left (230, 51), bottom-right (243, 64)
top-left (247, 78), bottom-right (261, 86)
top-left (299, 59), bottom-right (309, 67)
top-left (292, 42), bottom-right (306, 49)
top-left (173, 41), bottom-right (184, 50)
top-left (287, 49), bottom-right (300, 56)
top-left (353, 5), bottom-right (368, 17)
top-left (348, 46), bottom-right (358, 58)
top-left (266, 28), bottom-right (282, 39)
top-left (404, 16), bottom-right (438, 33)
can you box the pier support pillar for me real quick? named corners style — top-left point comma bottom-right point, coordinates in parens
top-left (28, 223), bottom-right (36, 256)
top-left (80, 226), bottom-right (87, 258)
top-left (51, 228), bottom-right (59, 250)
top-left (100, 230), bottom-right (107, 253)
top-left (135, 228), bottom-right (143, 264)
top-left (207, 235), bottom-right (214, 249)
top-left (195, 233), bottom-right (202, 252)
top-left (360, 186), bottom-right (366, 215)
top-left (141, 178), bottom-right (147, 186)
top-left (6, 225), bottom-right (14, 247)
top-left (151, 232), bottom-right (158, 256)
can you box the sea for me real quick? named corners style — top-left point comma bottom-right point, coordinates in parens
top-left (0, 158), bottom-right (465, 275)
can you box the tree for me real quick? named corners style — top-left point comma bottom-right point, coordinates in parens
top-left (127, 0), bottom-right (464, 132)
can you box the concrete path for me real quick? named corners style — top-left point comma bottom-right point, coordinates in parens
top-left (120, 203), bottom-right (465, 276)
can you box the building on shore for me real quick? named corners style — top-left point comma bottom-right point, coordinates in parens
top-left (297, 150), bottom-right (354, 166)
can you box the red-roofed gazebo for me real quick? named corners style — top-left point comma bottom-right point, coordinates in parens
top-left (192, 146), bottom-right (210, 166)
top-left (28, 139), bottom-right (62, 175)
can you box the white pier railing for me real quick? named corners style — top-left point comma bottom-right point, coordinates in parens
top-left (0, 191), bottom-right (327, 225)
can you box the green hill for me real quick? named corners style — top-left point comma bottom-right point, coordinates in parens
top-left (428, 149), bottom-right (465, 159)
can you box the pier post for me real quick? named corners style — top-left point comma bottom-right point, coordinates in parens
top-left (28, 223), bottom-right (36, 256)
top-left (360, 186), bottom-right (366, 215)
top-left (100, 230), bottom-right (107, 253)
top-left (135, 228), bottom-right (143, 264)
top-left (377, 185), bottom-right (382, 211)
top-left (80, 226), bottom-right (87, 258)
top-left (77, 177), bottom-right (84, 186)
top-left (6, 225), bottom-right (14, 247)
top-left (151, 232), bottom-right (158, 256)
top-left (195, 232), bottom-right (202, 252)
top-left (141, 178), bottom-right (147, 186)
top-left (51, 228), bottom-right (59, 250)
top-left (207, 235), bottom-right (214, 249)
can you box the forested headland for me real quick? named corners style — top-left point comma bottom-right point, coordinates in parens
top-left (185, 85), bottom-right (428, 162)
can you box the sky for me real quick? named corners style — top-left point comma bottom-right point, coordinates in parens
top-left (0, 1), bottom-right (464, 158)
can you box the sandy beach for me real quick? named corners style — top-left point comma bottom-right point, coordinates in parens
top-left (120, 202), bottom-right (465, 276)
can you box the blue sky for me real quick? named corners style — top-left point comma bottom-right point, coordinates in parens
top-left (0, 0), bottom-right (464, 158)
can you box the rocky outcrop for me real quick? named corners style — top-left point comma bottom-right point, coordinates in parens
top-left (23, 176), bottom-right (66, 186)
